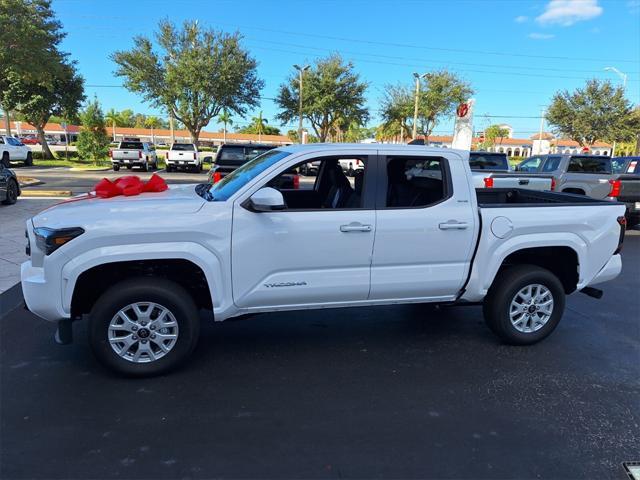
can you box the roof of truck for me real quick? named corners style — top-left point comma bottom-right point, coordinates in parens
top-left (277, 143), bottom-right (470, 156)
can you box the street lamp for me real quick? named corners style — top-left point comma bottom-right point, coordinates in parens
top-left (294, 64), bottom-right (310, 144)
top-left (604, 66), bottom-right (627, 88)
top-left (604, 67), bottom-right (627, 157)
top-left (412, 72), bottom-right (428, 139)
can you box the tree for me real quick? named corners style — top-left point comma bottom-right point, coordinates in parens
top-left (483, 124), bottom-right (510, 148)
top-left (112, 19), bottom-right (264, 143)
top-left (418, 70), bottom-right (473, 140)
top-left (546, 79), bottom-right (639, 147)
top-left (217, 109), bottom-right (233, 142)
top-left (144, 115), bottom-right (163, 144)
top-left (379, 84), bottom-right (414, 142)
top-left (4, 61), bottom-right (84, 158)
top-left (0, 0), bottom-right (67, 135)
top-left (275, 54), bottom-right (369, 142)
top-left (105, 108), bottom-right (119, 141)
top-left (76, 98), bottom-right (110, 164)
top-left (237, 111), bottom-right (281, 137)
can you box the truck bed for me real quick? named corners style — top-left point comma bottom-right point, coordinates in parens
top-left (476, 188), bottom-right (621, 207)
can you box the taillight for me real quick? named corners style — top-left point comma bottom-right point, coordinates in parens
top-left (550, 178), bottom-right (556, 191)
top-left (293, 174), bottom-right (300, 190)
top-left (483, 177), bottom-right (494, 188)
top-left (213, 172), bottom-right (222, 184)
top-left (608, 179), bottom-right (621, 198)
top-left (615, 216), bottom-right (626, 254)
top-left (193, 153), bottom-right (196, 160)
top-left (138, 151), bottom-right (142, 159)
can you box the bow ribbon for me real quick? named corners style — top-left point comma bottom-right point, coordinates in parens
top-left (94, 174), bottom-right (168, 198)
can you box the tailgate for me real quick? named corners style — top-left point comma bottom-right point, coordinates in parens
top-left (490, 174), bottom-right (553, 191)
top-left (168, 151), bottom-right (195, 161)
top-left (618, 175), bottom-right (640, 202)
top-left (112, 150), bottom-right (141, 160)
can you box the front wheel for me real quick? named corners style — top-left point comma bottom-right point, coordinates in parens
top-left (2, 178), bottom-right (18, 205)
top-left (113, 164), bottom-right (120, 171)
top-left (88, 277), bottom-right (200, 376)
top-left (483, 265), bottom-right (565, 345)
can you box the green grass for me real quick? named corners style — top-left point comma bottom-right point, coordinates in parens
top-left (34, 158), bottom-right (111, 168)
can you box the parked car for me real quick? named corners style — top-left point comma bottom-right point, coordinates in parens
top-left (0, 161), bottom-right (20, 205)
top-left (109, 141), bottom-right (158, 171)
top-left (209, 143), bottom-right (275, 181)
top-left (469, 152), bottom-right (553, 191)
top-left (516, 154), bottom-right (616, 199)
top-left (19, 135), bottom-right (39, 145)
top-left (338, 158), bottom-right (364, 176)
top-left (165, 143), bottom-right (202, 172)
top-left (611, 157), bottom-right (640, 226)
top-left (22, 144), bottom-right (625, 376)
top-left (1, 135), bottom-right (32, 167)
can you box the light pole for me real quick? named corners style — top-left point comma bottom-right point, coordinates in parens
top-left (604, 67), bottom-right (627, 157)
top-left (294, 64), bottom-right (310, 144)
top-left (412, 72), bottom-right (427, 139)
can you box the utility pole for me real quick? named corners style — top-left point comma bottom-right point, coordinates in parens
top-left (169, 111), bottom-right (175, 144)
top-left (412, 72), bottom-right (427, 139)
top-left (537, 108), bottom-right (545, 154)
top-left (604, 67), bottom-right (627, 157)
top-left (294, 64), bottom-right (310, 144)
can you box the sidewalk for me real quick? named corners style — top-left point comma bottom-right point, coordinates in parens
top-left (0, 198), bottom-right (58, 293)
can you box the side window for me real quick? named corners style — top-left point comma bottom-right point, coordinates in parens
top-left (541, 157), bottom-right (561, 172)
top-left (267, 156), bottom-right (368, 210)
top-left (385, 156), bottom-right (447, 208)
top-left (518, 156), bottom-right (542, 172)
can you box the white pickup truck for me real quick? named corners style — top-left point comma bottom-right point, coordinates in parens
top-left (21, 144), bottom-right (626, 376)
top-left (110, 141), bottom-right (158, 171)
top-left (1, 135), bottom-right (32, 167)
top-left (165, 143), bottom-right (202, 172)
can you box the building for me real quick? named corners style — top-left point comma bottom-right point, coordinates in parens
top-left (2, 120), bottom-right (292, 146)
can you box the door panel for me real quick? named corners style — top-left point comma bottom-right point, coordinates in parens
top-left (370, 152), bottom-right (477, 301)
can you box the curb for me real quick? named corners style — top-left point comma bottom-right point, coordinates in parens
top-left (69, 167), bottom-right (110, 172)
top-left (0, 283), bottom-right (23, 320)
top-left (17, 176), bottom-right (43, 187)
top-left (20, 190), bottom-right (72, 197)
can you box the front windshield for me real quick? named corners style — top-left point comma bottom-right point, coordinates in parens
top-left (199, 149), bottom-right (291, 201)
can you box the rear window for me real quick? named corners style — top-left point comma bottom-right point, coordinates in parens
top-left (246, 147), bottom-right (273, 160)
top-left (119, 142), bottom-right (143, 149)
top-left (468, 153), bottom-right (510, 171)
top-left (218, 146), bottom-right (246, 161)
top-left (171, 143), bottom-right (195, 151)
top-left (567, 156), bottom-right (612, 173)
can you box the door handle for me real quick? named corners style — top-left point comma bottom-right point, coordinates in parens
top-left (439, 221), bottom-right (469, 230)
top-left (340, 222), bottom-right (372, 233)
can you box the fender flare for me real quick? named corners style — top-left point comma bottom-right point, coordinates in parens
top-left (60, 241), bottom-right (228, 315)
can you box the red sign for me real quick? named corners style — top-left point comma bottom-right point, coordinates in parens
top-left (456, 103), bottom-right (469, 118)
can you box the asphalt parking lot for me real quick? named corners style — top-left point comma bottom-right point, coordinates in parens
top-left (1, 235), bottom-right (638, 479)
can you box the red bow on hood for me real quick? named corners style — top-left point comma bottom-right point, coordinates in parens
top-left (94, 174), bottom-right (168, 198)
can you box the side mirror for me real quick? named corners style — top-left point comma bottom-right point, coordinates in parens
top-left (248, 187), bottom-right (286, 212)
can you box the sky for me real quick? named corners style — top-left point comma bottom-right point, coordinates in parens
top-left (51, 0), bottom-right (640, 139)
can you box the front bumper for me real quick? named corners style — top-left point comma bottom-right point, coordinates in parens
top-left (587, 254), bottom-right (622, 287)
top-left (21, 261), bottom-right (68, 322)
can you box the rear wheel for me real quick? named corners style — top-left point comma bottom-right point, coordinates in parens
top-left (166, 164), bottom-right (173, 172)
top-left (24, 152), bottom-right (33, 166)
top-left (2, 178), bottom-right (18, 205)
top-left (113, 164), bottom-right (120, 171)
top-left (1, 152), bottom-right (9, 168)
top-left (88, 277), bottom-right (200, 376)
top-left (483, 265), bottom-right (565, 345)
top-left (141, 160), bottom-right (148, 172)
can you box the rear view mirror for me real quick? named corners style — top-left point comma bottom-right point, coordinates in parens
top-left (248, 187), bottom-right (286, 212)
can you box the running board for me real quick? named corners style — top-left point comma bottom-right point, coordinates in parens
top-left (580, 287), bottom-right (603, 299)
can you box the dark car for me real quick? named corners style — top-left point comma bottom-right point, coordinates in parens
top-left (468, 151), bottom-right (511, 171)
top-left (208, 143), bottom-right (276, 182)
top-left (612, 157), bottom-right (640, 227)
top-left (0, 162), bottom-right (21, 205)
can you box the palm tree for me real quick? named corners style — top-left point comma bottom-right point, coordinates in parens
top-left (217, 110), bottom-right (233, 143)
top-left (145, 116), bottom-right (163, 145)
top-left (105, 108), bottom-right (119, 142)
top-left (251, 111), bottom-right (268, 141)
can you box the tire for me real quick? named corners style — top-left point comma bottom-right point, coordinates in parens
top-left (126, 165), bottom-right (132, 170)
top-left (1, 153), bottom-right (9, 168)
top-left (24, 152), bottom-right (33, 166)
top-left (2, 178), bottom-right (18, 205)
top-left (141, 161), bottom-right (148, 172)
top-left (166, 165), bottom-right (173, 173)
top-left (199, 163), bottom-right (203, 172)
top-left (113, 164), bottom-right (120, 172)
top-left (483, 265), bottom-right (565, 345)
top-left (88, 277), bottom-right (200, 377)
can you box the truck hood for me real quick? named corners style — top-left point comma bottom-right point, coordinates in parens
top-left (32, 184), bottom-right (207, 229)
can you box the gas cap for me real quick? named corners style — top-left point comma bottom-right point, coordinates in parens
top-left (491, 216), bottom-right (514, 239)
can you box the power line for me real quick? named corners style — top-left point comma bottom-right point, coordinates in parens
top-left (217, 22), bottom-right (640, 64)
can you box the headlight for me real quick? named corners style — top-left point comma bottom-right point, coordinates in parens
top-left (33, 227), bottom-right (84, 255)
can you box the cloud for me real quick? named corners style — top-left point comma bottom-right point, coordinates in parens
top-left (528, 32), bottom-right (556, 39)
top-left (536, 0), bottom-right (603, 26)
top-left (514, 15), bottom-right (529, 23)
